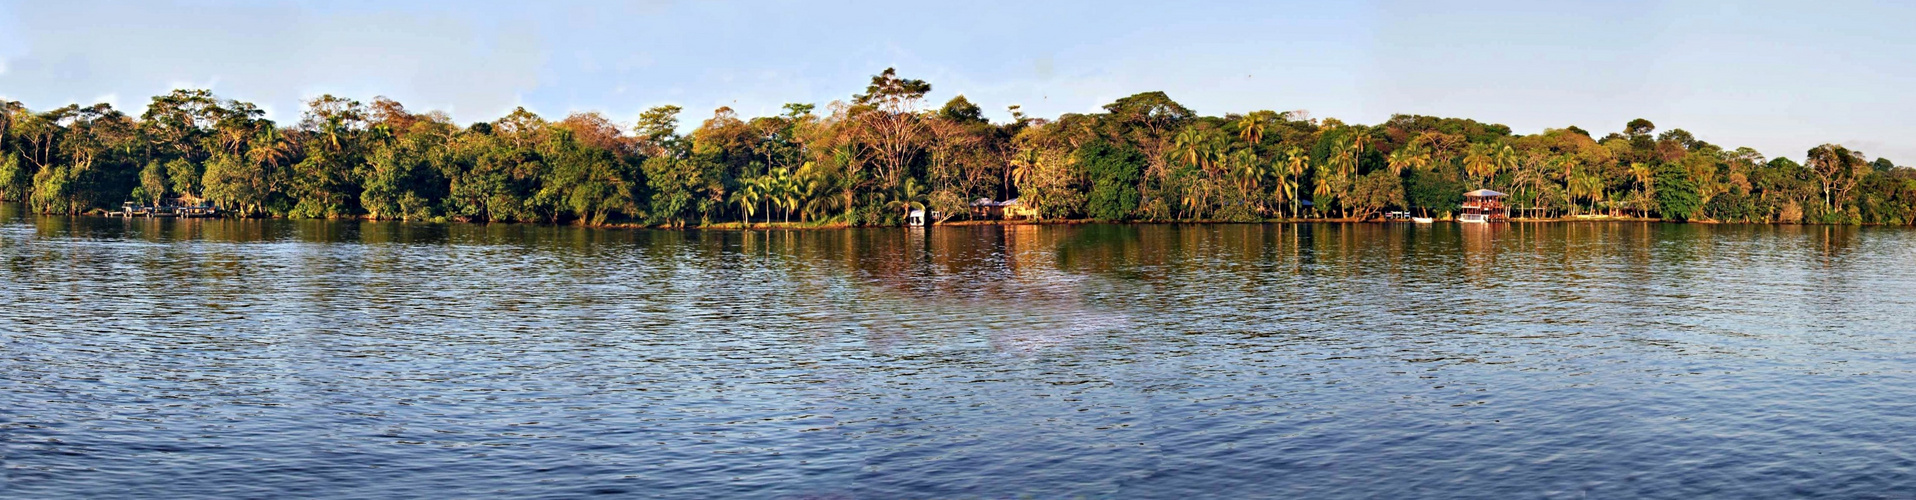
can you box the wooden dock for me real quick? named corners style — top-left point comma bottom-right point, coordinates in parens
top-left (107, 202), bottom-right (218, 218)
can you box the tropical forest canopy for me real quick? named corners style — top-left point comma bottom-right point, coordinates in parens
top-left (1, 68), bottom-right (1911, 226)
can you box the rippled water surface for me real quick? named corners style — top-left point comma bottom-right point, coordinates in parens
top-left (5, 204), bottom-right (1916, 499)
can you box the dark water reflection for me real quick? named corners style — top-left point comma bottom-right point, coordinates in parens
top-left (5, 203), bottom-right (1916, 498)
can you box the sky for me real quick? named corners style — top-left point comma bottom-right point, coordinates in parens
top-left (0, 0), bottom-right (1912, 163)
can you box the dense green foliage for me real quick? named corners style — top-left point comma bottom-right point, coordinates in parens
top-left (1080, 140), bottom-right (1143, 221)
top-left (1654, 162), bottom-right (1701, 222)
top-left (2, 70), bottom-right (1912, 225)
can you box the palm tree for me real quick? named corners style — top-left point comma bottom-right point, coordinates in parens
top-left (1569, 173), bottom-right (1605, 215)
top-left (1009, 148), bottom-right (1040, 192)
top-left (729, 178), bottom-right (761, 227)
top-left (888, 177), bottom-right (929, 223)
top-left (1629, 162), bottom-right (1655, 217)
top-left (753, 175), bottom-right (778, 225)
top-left (319, 114), bottom-right (350, 152)
top-left (1227, 149), bottom-right (1266, 215)
top-left (1271, 157), bottom-right (1297, 218)
top-left (1387, 144), bottom-right (1431, 176)
top-left (1235, 114), bottom-right (1266, 145)
top-left (1463, 143), bottom-right (1498, 186)
top-left (1284, 147), bottom-right (1309, 217)
top-left (800, 183), bottom-right (833, 223)
top-left (769, 166), bottom-right (797, 223)
top-left (366, 123), bottom-right (396, 147)
top-left (246, 127), bottom-right (293, 168)
top-left (1629, 162), bottom-right (1654, 187)
top-left (1172, 127), bottom-right (1203, 168)
top-left (1227, 150), bottom-right (1260, 190)
top-left (1341, 133), bottom-right (1366, 180)
top-left (793, 161), bottom-right (835, 223)
top-left (1313, 157), bottom-right (1338, 218)
top-left (1494, 145), bottom-right (1517, 177)
top-left (1317, 135), bottom-right (1366, 216)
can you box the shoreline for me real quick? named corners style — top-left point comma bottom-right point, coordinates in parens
top-left (54, 210), bottom-right (1906, 230)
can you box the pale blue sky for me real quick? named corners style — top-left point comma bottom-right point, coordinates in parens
top-left (1, 0), bottom-right (1911, 162)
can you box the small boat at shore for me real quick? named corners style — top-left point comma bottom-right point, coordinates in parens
top-left (1411, 217), bottom-right (1433, 224)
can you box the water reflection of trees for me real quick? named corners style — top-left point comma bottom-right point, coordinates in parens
top-left (1807, 224), bottom-right (1859, 264)
top-left (704, 226), bottom-right (1140, 354)
top-left (11, 205), bottom-right (1909, 362)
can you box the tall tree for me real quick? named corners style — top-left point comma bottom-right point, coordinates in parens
top-left (850, 68), bottom-right (932, 190)
top-left (1806, 144), bottom-right (1868, 216)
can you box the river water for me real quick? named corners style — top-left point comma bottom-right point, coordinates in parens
top-left (5, 204), bottom-right (1916, 498)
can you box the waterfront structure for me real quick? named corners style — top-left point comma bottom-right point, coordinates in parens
top-left (106, 198), bottom-right (219, 218)
top-left (1001, 199), bottom-right (1038, 220)
top-left (970, 198), bottom-right (1005, 219)
top-left (970, 198), bottom-right (1037, 221)
top-left (1460, 189), bottom-right (1508, 223)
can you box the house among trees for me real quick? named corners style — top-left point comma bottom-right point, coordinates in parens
top-left (1459, 189), bottom-right (1507, 223)
top-left (970, 198), bottom-right (1037, 220)
top-left (1002, 199), bottom-right (1038, 220)
top-left (969, 198), bottom-right (1005, 219)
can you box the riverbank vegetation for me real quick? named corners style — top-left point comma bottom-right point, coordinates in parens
top-left (2, 69), bottom-right (1911, 226)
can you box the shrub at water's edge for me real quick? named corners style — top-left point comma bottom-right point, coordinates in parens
top-left (1, 71), bottom-right (1911, 227)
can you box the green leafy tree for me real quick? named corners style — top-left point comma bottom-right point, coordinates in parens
top-left (165, 158), bottom-right (201, 201)
top-left (0, 154), bottom-right (27, 201)
top-left (643, 155), bottom-right (702, 226)
top-left (1405, 169), bottom-right (1462, 217)
top-left (939, 95), bottom-right (986, 124)
top-left (30, 166), bottom-right (77, 213)
top-left (1349, 170), bottom-right (1406, 220)
top-left (1080, 140), bottom-right (1143, 221)
top-left (1654, 162), bottom-right (1700, 221)
top-left (138, 160), bottom-right (168, 205)
top-left (1, 77), bottom-right (1910, 227)
top-left (360, 138), bottom-right (444, 220)
top-left (202, 153), bottom-right (270, 216)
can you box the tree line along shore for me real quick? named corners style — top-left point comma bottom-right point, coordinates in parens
top-left (2, 68), bottom-right (1911, 228)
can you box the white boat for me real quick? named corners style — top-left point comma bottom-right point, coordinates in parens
top-left (1411, 217), bottom-right (1433, 224)
top-left (1458, 213), bottom-right (1489, 223)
